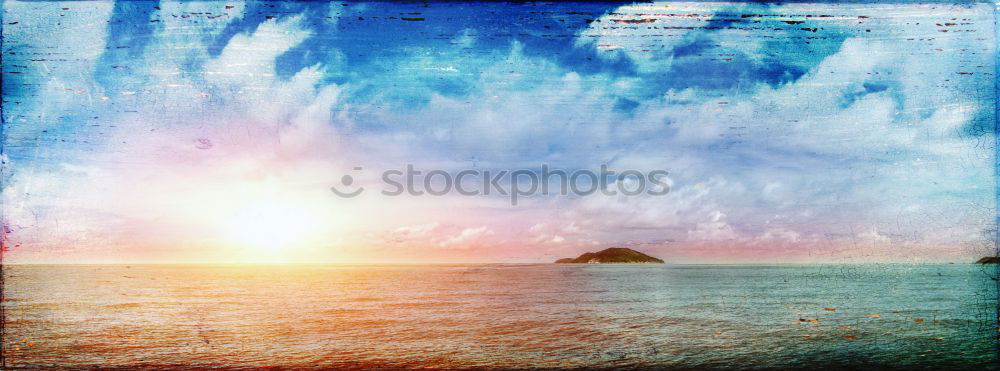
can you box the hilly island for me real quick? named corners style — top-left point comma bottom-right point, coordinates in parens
top-left (555, 248), bottom-right (664, 264)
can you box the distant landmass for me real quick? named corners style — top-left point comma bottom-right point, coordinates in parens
top-left (975, 257), bottom-right (999, 264)
top-left (554, 247), bottom-right (664, 264)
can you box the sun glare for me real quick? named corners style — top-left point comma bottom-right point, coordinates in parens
top-left (182, 179), bottom-right (356, 263)
top-left (224, 199), bottom-right (320, 258)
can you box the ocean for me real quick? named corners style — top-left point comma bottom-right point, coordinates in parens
top-left (2, 264), bottom-right (997, 368)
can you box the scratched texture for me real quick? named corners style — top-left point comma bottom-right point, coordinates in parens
top-left (1, 1), bottom-right (998, 368)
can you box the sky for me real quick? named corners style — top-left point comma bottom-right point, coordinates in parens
top-left (1, 1), bottom-right (996, 264)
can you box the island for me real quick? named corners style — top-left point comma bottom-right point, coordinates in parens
top-left (554, 247), bottom-right (664, 264)
top-left (975, 257), bottom-right (999, 264)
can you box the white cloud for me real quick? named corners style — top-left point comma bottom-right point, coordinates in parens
top-left (390, 222), bottom-right (439, 240)
top-left (204, 16), bottom-right (311, 84)
top-left (439, 226), bottom-right (495, 248)
top-left (688, 211), bottom-right (737, 241)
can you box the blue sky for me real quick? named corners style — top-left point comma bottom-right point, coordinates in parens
top-left (1, 2), bottom-right (996, 263)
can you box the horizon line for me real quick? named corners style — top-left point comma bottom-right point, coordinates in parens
top-left (0, 261), bottom-right (991, 266)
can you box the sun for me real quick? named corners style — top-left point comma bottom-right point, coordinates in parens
top-left (188, 179), bottom-right (355, 263)
top-left (224, 199), bottom-right (319, 257)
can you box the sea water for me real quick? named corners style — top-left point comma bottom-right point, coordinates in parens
top-left (3, 264), bottom-right (997, 368)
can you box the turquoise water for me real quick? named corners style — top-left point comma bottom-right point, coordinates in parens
top-left (3, 264), bottom-right (997, 368)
